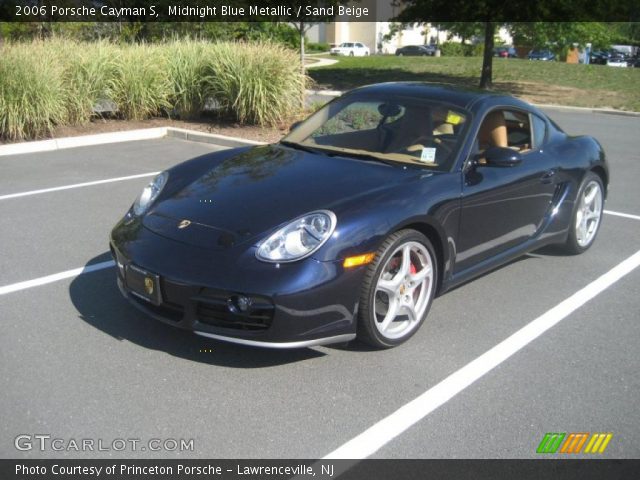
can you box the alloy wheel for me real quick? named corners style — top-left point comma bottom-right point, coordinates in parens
top-left (373, 241), bottom-right (434, 340)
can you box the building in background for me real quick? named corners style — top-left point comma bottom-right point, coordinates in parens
top-left (305, 0), bottom-right (512, 53)
top-left (308, 21), bottom-right (513, 54)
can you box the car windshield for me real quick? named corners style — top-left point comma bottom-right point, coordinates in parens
top-left (283, 95), bottom-right (469, 171)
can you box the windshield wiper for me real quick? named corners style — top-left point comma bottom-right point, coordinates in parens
top-left (323, 150), bottom-right (399, 167)
top-left (279, 140), bottom-right (324, 155)
top-left (280, 141), bottom-right (402, 167)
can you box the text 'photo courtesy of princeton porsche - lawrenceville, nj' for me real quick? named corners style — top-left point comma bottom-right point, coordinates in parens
top-left (1, 1), bottom-right (639, 479)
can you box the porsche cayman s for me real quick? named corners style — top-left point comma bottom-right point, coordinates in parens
top-left (110, 83), bottom-right (608, 349)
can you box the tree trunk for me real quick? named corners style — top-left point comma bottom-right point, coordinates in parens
top-left (480, 21), bottom-right (495, 89)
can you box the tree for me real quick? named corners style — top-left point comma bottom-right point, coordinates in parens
top-left (279, 2), bottom-right (343, 75)
top-left (510, 22), bottom-right (613, 52)
top-left (392, 2), bottom-right (515, 89)
top-left (390, 0), bottom-right (634, 89)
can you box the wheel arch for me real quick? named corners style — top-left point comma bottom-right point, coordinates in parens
top-left (590, 165), bottom-right (608, 197)
top-left (392, 220), bottom-right (448, 295)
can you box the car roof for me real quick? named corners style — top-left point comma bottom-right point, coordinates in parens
top-left (344, 82), bottom-right (529, 112)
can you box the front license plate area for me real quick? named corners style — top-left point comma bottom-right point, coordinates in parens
top-left (125, 265), bottom-right (162, 306)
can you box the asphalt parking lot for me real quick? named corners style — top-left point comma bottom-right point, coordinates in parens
top-left (1, 108), bottom-right (639, 460)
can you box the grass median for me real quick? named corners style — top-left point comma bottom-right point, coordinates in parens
top-left (309, 56), bottom-right (640, 112)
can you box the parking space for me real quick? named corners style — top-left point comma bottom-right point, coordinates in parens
top-left (1, 110), bottom-right (639, 460)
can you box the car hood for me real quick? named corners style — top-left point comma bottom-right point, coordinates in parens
top-left (143, 144), bottom-right (425, 250)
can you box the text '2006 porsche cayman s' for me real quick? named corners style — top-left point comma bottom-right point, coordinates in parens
top-left (110, 83), bottom-right (608, 349)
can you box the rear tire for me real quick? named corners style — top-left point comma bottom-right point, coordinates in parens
top-left (357, 230), bottom-right (437, 348)
top-left (563, 172), bottom-right (604, 254)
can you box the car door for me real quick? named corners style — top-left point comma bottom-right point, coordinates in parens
top-left (455, 108), bottom-right (558, 273)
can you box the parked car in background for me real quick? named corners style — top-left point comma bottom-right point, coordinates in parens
top-left (589, 50), bottom-right (610, 65)
top-left (607, 51), bottom-right (630, 67)
top-left (395, 45), bottom-right (437, 56)
top-left (528, 49), bottom-right (556, 61)
top-left (493, 46), bottom-right (518, 58)
top-left (330, 42), bottom-right (370, 57)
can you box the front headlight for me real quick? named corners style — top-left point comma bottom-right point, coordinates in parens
top-left (132, 171), bottom-right (168, 216)
top-left (256, 210), bottom-right (336, 263)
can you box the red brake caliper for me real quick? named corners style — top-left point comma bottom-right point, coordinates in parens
top-left (410, 263), bottom-right (417, 275)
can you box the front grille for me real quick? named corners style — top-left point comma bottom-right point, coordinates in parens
top-left (130, 294), bottom-right (184, 322)
top-left (195, 290), bottom-right (274, 331)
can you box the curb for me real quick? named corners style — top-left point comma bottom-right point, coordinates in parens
top-left (306, 89), bottom-right (342, 97)
top-left (534, 104), bottom-right (640, 117)
top-left (305, 58), bottom-right (339, 69)
top-left (0, 128), bottom-right (165, 157)
top-left (165, 127), bottom-right (265, 148)
top-left (0, 127), bottom-right (265, 157)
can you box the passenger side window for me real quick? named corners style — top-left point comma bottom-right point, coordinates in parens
top-left (503, 110), bottom-right (531, 151)
top-left (531, 114), bottom-right (547, 150)
top-left (476, 109), bottom-right (532, 154)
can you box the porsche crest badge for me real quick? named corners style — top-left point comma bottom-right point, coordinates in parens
top-left (144, 277), bottom-right (154, 295)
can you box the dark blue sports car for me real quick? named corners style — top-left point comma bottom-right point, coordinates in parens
top-left (110, 83), bottom-right (608, 349)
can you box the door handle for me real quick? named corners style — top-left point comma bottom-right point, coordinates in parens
top-left (541, 170), bottom-right (556, 184)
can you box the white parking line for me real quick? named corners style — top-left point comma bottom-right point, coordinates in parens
top-left (0, 172), bottom-right (159, 201)
top-left (0, 261), bottom-right (114, 296)
top-left (604, 210), bottom-right (640, 221)
top-left (323, 249), bottom-right (640, 459)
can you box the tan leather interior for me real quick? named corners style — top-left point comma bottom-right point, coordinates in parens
top-left (478, 111), bottom-right (508, 149)
top-left (434, 123), bottom-right (454, 135)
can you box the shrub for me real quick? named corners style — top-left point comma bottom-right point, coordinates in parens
top-left (440, 41), bottom-right (483, 57)
top-left (306, 42), bottom-right (330, 53)
top-left (0, 39), bottom-right (305, 139)
top-left (205, 42), bottom-right (305, 126)
top-left (112, 44), bottom-right (172, 120)
top-left (0, 42), bottom-right (67, 140)
top-left (50, 39), bottom-right (118, 124)
top-left (165, 40), bottom-right (212, 119)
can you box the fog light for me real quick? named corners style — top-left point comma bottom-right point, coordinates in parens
top-left (227, 295), bottom-right (252, 314)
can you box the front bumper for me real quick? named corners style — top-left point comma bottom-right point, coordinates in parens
top-left (110, 219), bottom-right (364, 348)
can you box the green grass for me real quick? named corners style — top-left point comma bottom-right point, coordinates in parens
top-left (309, 56), bottom-right (640, 111)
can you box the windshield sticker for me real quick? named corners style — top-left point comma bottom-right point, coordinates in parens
top-left (446, 111), bottom-right (464, 125)
top-left (420, 147), bottom-right (437, 163)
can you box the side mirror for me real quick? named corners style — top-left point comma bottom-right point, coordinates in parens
top-left (289, 120), bottom-right (302, 132)
top-left (483, 146), bottom-right (522, 167)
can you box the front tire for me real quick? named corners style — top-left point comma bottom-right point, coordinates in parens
top-left (357, 230), bottom-right (437, 348)
top-left (563, 172), bottom-right (604, 254)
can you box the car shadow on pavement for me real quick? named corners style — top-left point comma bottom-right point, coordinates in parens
top-left (69, 253), bottom-right (325, 368)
